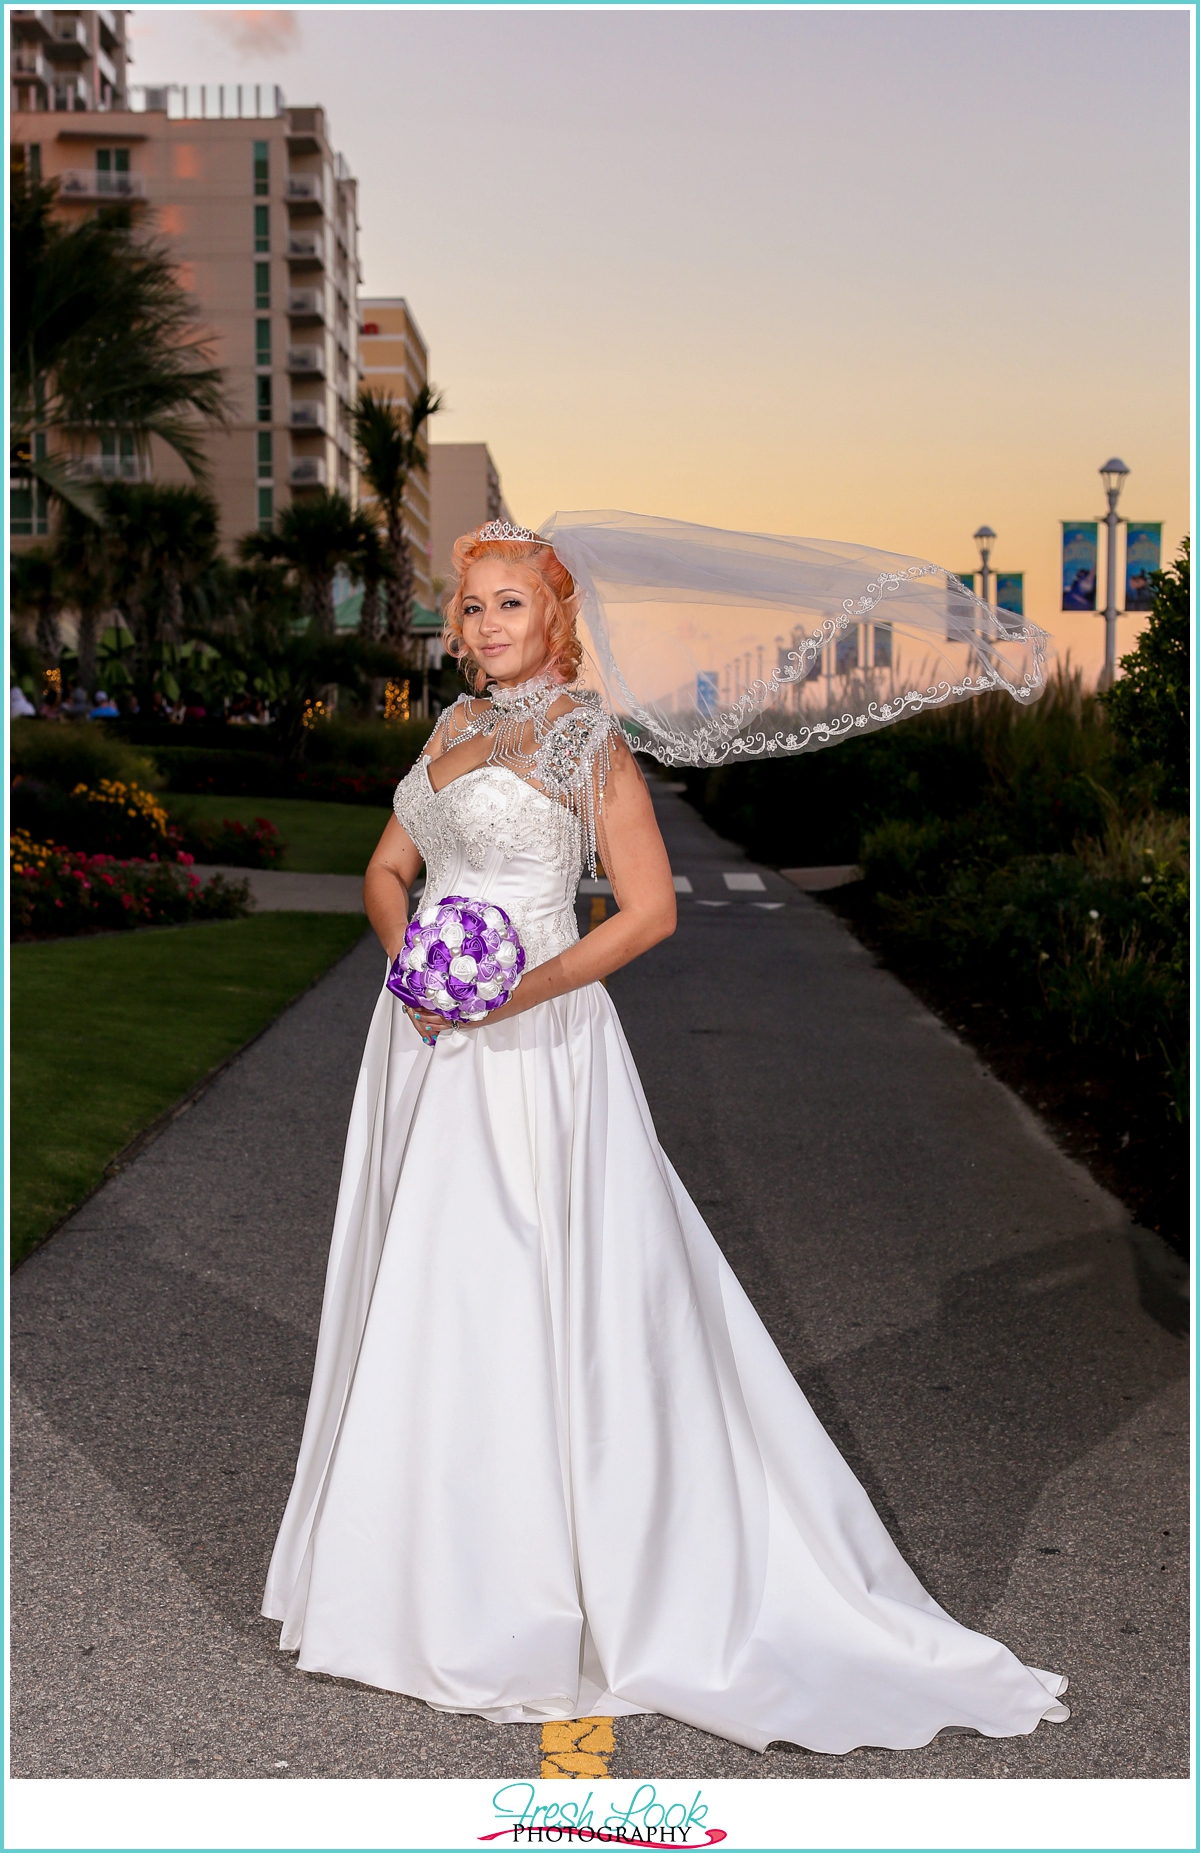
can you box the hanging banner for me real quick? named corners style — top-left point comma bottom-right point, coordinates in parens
top-left (995, 573), bottom-right (1024, 616)
top-left (953, 572), bottom-right (976, 593)
top-left (947, 574), bottom-right (976, 641)
top-left (1061, 522), bottom-right (1098, 610)
top-left (1124, 522), bottom-right (1162, 611)
top-left (872, 623), bottom-right (892, 668)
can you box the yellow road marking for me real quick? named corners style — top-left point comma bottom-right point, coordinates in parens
top-left (540, 1717), bottom-right (615, 1778)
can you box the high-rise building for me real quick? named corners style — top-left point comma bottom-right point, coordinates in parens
top-left (429, 444), bottom-right (511, 598)
top-left (10, 51), bottom-right (362, 552)
top-left (358, 297), bottom-right (433, 610)
top-left (10, 8), bottom-right (129, 117)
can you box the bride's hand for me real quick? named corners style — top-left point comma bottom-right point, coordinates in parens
top-left (404, 1005), bottom-right (453, 1046)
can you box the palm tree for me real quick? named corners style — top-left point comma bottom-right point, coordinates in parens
top-left (240, 490), bottom-right (364, 636)
top-left (11, 547), bottom-right (63, 665)
top-left (10, 171), bottom-right (230, 522)
top-left (347, 509), bottom-right (396, 643)
top-left (56, 501), bottom-right (113, 697)
top-left (352, 381), bottom-right (443, 652)
top-left (99, 483), bottom-right (217, 704)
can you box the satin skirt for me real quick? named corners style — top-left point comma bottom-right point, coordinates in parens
top-left (261, 978), bottom-right (1068, 1754)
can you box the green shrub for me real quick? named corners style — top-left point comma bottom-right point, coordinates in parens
top-left (10, 718), bottom-right (160, 793)
top-left (1103, 538), bottom-right (1190, 813)
top-left (303, 716), bottom-right (432, 771)
top-left (11, 774), bottom-right (174, 859)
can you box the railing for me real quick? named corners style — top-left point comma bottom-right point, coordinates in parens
top-left (287, 346), bottom-right (325, 375)
top-left (290, 457), bottom-right (327, 486)
top-left (95, 44), bottom-right (117, 87)
top-left (77, 455), bottom-right (146, 481)
top-left (48, 17), bottom-right (89, 54)
top-left (286, 231), bottom-right (324, 264)
top-left (127, 82), bottom-right (286, 119)
top-left (59, 168), bottom-right (146, 200)
top-left (12, 47), bottom-right (48, 81)
top-left (289, 402), bottom-right (326, 430)
top-left (53, 75), bottom-right (91, 110)
top-left (287, 288), bottom-right (325, 319)
top-left (10, 12), bottom-right (56, 44)
top-left (285, 174), bottom-right (323, 208)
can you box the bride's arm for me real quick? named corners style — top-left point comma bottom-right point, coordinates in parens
top-left (364, 818), bottom-right (424, 962)
top-left (478, 742), bottom-right (676, 1025)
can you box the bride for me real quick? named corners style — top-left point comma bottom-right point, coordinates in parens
top-left (261, 519), bottom-right (1068, 1755)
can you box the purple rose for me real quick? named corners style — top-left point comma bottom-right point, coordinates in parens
top-left (482, 927), bottom-right (501, 953)
top-left (446, 975), bottom-right (473, 1001)
top-left (461, 933), bottom-right (486, 960)
top-left (426, 940), bottom-right (452, 971)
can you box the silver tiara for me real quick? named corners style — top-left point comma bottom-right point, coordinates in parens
top-left (474, 520), bottom-right (547, 544)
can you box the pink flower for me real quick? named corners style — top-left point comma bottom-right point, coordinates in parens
top-left (121, 894), bottom-right (134, 909)
top-left (100, 873), bottom-right (115, 887)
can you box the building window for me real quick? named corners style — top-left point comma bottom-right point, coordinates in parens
top-left (257, 486), bottom-right (274, 530)
top-left (255, 318), bottom-right (271, 368)
top-left (96, 148), bottom-right (129, 174)
top-left (256, 374), bottom-right (272, 422)
top-left (257, 431), bottom-right (273, 479)
top-left (11, 484), bottom-right (33, 537)
top-left (100, 432), bottom-right (137, 479)
top-left (254, 204), bottom-right (269, 252)
top-left (254, 261), bottom-right (270, 311)
top-left (253, 139), bottom-right (269, 196)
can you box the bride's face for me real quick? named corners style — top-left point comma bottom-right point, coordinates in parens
top-left (459, 559), bottom-right (551, 687)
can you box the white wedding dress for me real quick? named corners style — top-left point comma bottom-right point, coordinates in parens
top-left (261, 702), bottom-right (1069, 1756)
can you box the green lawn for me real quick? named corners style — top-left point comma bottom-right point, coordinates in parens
top-left (164, 794), bottom-right (393, 874)
top-left (10, 913), bottom-right (369, 1268)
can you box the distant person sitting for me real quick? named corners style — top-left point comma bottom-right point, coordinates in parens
top-left (63, 683), bottom-right (91, 719)
top-left (10, 685), bottom-right (37, 719)
top-left (39, 687), bottom-right (64, 721)
top-left (89, 690), bottom-right (120, 719)
top-left (182, 693), bottom-right (208, 723)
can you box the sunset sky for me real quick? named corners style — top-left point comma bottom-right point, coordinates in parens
top-left (133, 5), bottom-right (1192, 679)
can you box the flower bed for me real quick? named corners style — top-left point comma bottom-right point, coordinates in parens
top-left (173, 814), bottom-right (286, 869)
top-left (10, 830), bottom-right (251, 939)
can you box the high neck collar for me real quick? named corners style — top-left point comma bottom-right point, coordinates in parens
top-left (485, 665), bottom-right (563, 710)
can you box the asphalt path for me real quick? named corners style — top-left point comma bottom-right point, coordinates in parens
top-left (10, 780), bottom-right (1189, 1782)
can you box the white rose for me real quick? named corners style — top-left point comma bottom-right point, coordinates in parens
top-left (483, 907), bottom-right (504, 930)
top-left (407, 944), bottom-right (427, 970)
top-left (433, 988), bottom-right (455, 1010)
top-left (419, 906), bottom-right (437, 927)
top-left (495, 941), bottom-right (517, 968)
top-left (475, 978), bottom-right (502, 1000)
top-left (449, 954), bottom-right (478, 981)
top-left (440, 920), bottom-right (464, 951)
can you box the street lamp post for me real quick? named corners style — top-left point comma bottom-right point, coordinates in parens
top-left (973, 526), bottom-right (997, 606)
top-left (1099, 457), bottom-right (1130, 687)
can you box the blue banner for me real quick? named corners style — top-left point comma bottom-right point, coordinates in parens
top-left (1124, 522), bottom-right (1162, 612)
top-left (953, 572), bottom-right (976, 593)
top-left (1062, 522), bottom-right (1098, 610)
top-left (696, 671), bottom-right (718, 717)
top-left (995, 573), bottom-right (1024, 617)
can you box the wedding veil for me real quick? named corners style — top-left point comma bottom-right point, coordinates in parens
top-left (538, 510), bottom-right (1049, 769)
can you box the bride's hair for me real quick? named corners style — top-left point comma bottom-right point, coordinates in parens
top-left (442, 534), bottom-right (583, 693)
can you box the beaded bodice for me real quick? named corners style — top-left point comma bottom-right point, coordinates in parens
top-left (392, 671), bottom-right (624, 973)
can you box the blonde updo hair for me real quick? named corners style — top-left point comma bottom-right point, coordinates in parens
top-left (442, 534), bottom-right (583, 694)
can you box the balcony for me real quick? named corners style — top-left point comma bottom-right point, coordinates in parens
top-left (289, 401), bottom-right (327, 431)
top-left (58, 167), bottom-right (146, 201)
top-left (53, 75), bottom-right (91, 111)
top-left (96, 43), bottom-right (117, 87)
top-left (286, 230), bottom-right (324, 267)
top-left (47, 17), bottom-right (90, 57)
top-left (285, 173), bottom-right (323, 213)
top-left (11, 12), bottom-right (55, 44)
top-left (287, 345), bottom-right (326, 377)
top-left (287, 287), bottom-right (325, 322)
top-left (12, 47), bottom-right (49, 83)
top-left (290, 456), bottom-right (328, 488)
top-left (97, 9), bottom-right (121, 47)
top-left (78, 454), bottom-right (146, 481)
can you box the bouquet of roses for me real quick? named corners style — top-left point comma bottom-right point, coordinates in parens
top-left (387, 895), bottom-right (526, 1023)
